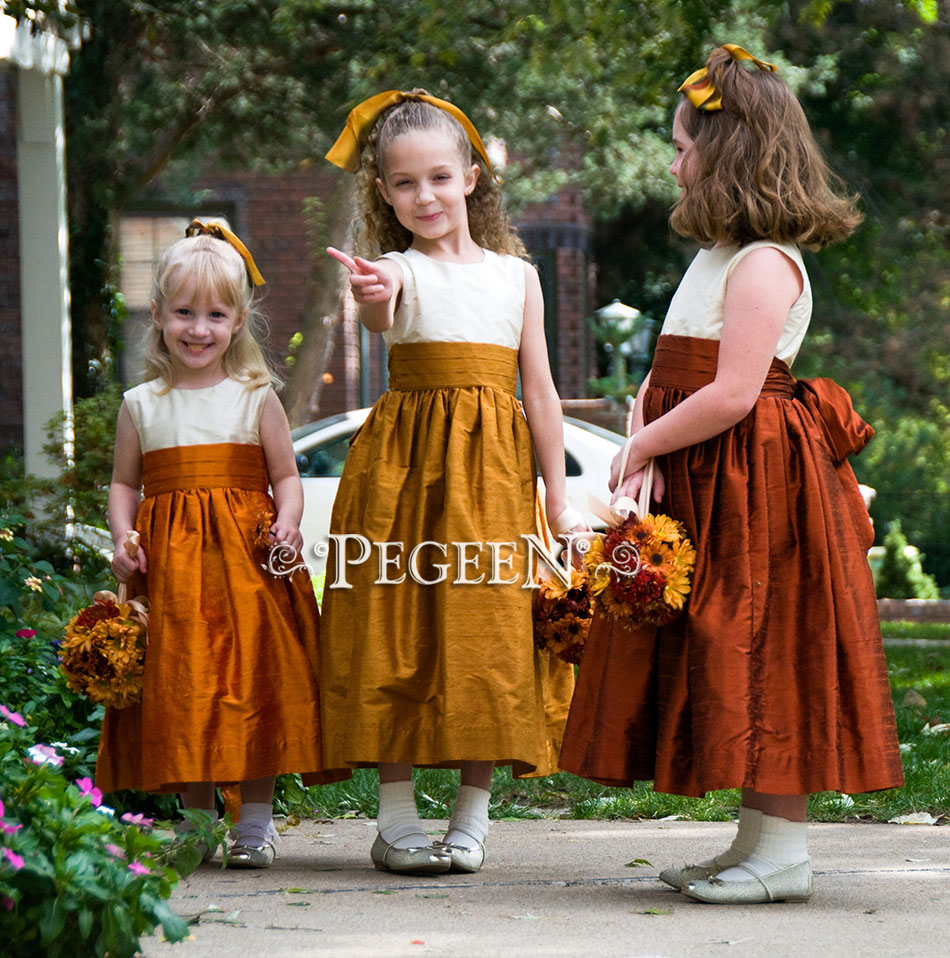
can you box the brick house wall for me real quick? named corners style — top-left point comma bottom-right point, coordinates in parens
top-left (0, 71), bottom-right (22, 454)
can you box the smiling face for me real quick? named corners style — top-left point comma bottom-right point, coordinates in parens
top-left (375, 128), bottom-right (480, 256)
top-left (151, 274), bottom-right (245, 388)
top-left (670, 105), bottom-right (697, 191)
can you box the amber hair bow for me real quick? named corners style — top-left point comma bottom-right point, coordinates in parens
top-left (325, 90), bottom-right (494, 176)
top-left (185, 218), bottom-right (265, 287)
top-left (678, 43), bottom-right (777, 112)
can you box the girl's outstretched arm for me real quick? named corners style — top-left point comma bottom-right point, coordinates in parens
top-left (327, 246), bottom-right (403, 332)
top-left (519, 263), bottom-right (587, 538)
top-left (108, 402), bottom-right (147, 581)
top-left (611, 246), bottom-right (802, 492)
top-left (260, 388), bottom-right (305, 552)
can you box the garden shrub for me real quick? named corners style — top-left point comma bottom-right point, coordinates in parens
top-left (874, 520), bottom-right (940, 599)
top-left (0, 708), bottom-right (227, 958)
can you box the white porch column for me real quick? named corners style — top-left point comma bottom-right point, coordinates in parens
top-left (15, 58), bottom-right (72, 478)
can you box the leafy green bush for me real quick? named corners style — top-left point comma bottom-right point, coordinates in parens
top-left (874, 520), bottom-right (940, 599)
top-left (0, 712), bottom-right (197, 958)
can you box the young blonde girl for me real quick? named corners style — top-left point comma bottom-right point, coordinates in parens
top-left (322, 91), bottom-right (588, 874)
top-left (560, 46), bottom-right (903, 904)
top-left (97, 221), bottom-right (342, 867)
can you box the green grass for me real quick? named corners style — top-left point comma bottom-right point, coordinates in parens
top-left (289, 622), bottom-right (949, 824)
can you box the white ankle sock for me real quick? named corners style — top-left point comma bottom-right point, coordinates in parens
top-left (444, 784), bottom-right (491, 849)
top-left (700, 806), bottom-right (762, 871)
top-left (716, 813), bottom-right (808, 881)
top-left (377, 780), bottom-right (428, 849)
top-left (235, 802), bottom-right (276, 846)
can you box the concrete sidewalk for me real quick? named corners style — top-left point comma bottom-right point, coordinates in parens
top-left (137, 818), bottom-right (950, 957)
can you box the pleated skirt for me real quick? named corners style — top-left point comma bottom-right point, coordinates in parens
top-left (320, 341), bottom-right (575, 777)
top-left (560, 335), bottom-right (904, 797)
top-left (96, 443), bottom-right (347, 793)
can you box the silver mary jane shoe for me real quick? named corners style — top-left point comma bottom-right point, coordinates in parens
top-left (682, 860), bottom-right (813, 904)
top-left (226, 838), bottom-right (278, 869)
top-left (370, 833), bottom-right (451, 875)
top-left (658, 855), bottom-right (731, 890)
top-left (433, 839), bottom-right (486, 874)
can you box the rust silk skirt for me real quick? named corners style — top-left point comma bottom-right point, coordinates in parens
top-left (320, 341), bottom-right (575, 777)
top-left (96, 443), bottom-right (348, 793)
top-left (560, 335), bottom-right (904, 797)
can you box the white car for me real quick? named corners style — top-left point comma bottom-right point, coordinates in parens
top-left (292, 410), bottom-right (624, 569)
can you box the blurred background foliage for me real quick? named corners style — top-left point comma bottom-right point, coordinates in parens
top-left (7, 0), bottom-right (949, 586)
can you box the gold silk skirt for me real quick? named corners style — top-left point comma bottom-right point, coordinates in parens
top-left (320, 342), bottom-right (574, 777)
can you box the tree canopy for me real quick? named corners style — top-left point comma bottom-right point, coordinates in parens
top-left (9, 0), bottom-right (947, 582)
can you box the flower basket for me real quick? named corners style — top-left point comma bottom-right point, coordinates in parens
top-left (586, 458), bottom-right (695, 627)
top-left (59, 531), bottom-right (149, 710)
top-left (533, 566), bottom-right (593, 665)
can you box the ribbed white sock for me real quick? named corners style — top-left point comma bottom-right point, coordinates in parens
top-left (700, 806), bottom-right (763, 871)
top-left (235, 802), bottom-right (277, 846)
top-left (716, 813), bottom-right (808, 881)
top-left (444, 784), bottom-right (491, 849)
top-left (377, 780), bottom-right (428, 849)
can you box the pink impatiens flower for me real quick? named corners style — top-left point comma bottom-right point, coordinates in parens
top-left (0, 799), bottom-right (18, 836)
top-left (2, 847), bottom-right (24, 871)
top-left (75, 777), bottom-right (103, 807)
top-left (128, 861), bottom-right (150, 876)
top-left (121, 812), bottom-right (154, 828)
top-left (104, 843), bottom-right (126, 859)
top-left (0, 706), bottom-right (26, 728)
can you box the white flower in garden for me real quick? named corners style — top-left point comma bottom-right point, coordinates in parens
top-left (27, 744), bottom-right (64, 766)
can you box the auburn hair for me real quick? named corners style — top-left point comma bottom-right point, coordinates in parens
top-left (670, 46), bottom-right (862, 250)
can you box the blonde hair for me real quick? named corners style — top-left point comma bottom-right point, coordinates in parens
top-left (354, 94), bottom-right (526, 258)
top-left (143, 229), bottom-right (276, 391)
top-left (670, 46), bottom-right (862, 251)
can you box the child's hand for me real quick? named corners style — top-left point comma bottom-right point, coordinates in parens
top-left (327, 247), bottom-right (394, 304)
top-left (111, 540), bottom-right (147, 582)
top-left (547, 501), bottom-right (593, 570)
top-left (608, 435), bottom-right (650, 493)
top-left (611, 464), bottom-right (666, 507)
top-left (269, 518), bottom-right (303, 555)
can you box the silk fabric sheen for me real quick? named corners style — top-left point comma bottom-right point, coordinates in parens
top-left (560, 335), bottom-right (903, 797)
top-left (96, 443), bottom-right (345, 792)
top-left (320, 341), bottom-right (574, 777)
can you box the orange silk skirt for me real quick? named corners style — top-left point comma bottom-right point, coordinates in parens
top-left (96, 442), bottom-right (348, 793)
top-left (560, 335), bottom-right (904, 797)
top-left (320, 342), bottom-right (574, 777)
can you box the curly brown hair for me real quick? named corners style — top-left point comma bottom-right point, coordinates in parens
top-left (670, 46), bottom-right (862, 251)
top-left (353, 94), bottom-right (526, 259)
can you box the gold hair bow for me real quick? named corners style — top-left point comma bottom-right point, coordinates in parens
top-left (678, 44), bottom-right (777, 112)
top-left (325, 90), bottom-right (494, 176)
top-left (185, 218), bottom-right (265, 287)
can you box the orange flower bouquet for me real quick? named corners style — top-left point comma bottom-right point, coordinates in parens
top-left (533, 566), bottom-right (593, 665)
top-left (60, 532), bottom-right (149, 710)
top-left (585, 458), bottom-right (696, 627)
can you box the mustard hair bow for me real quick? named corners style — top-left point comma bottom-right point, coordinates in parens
top-left (185, 218), bottom-right (265, 287)
top-left (325, 90), bottom-right (494, 176)
top-left (678, 44), bottom-right (777, 112)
